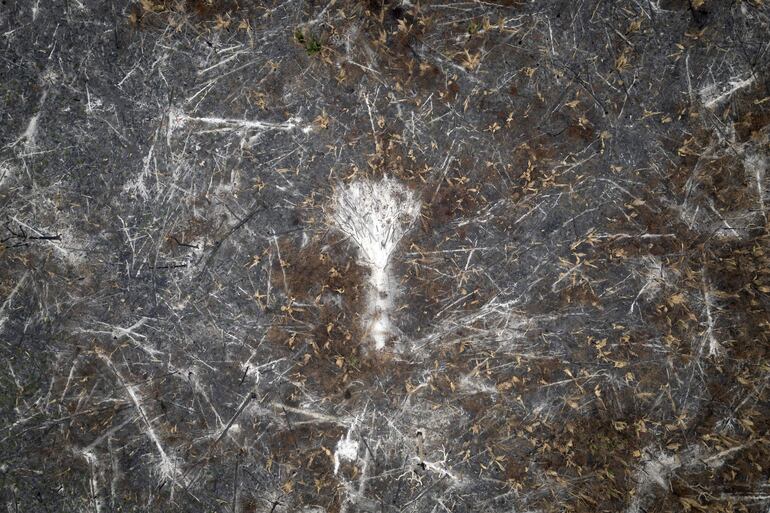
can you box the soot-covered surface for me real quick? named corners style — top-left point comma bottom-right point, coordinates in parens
top-left (1, 1), bottom-right (770, 512)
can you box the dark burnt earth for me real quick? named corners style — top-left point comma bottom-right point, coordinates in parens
top-left (1, 1), bottom-right (769, 512)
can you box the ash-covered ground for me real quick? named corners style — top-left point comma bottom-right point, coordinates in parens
top-left (2, 1), bottom-right (770, 512)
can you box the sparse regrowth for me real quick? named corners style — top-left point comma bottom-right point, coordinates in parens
top-left (329, 178), bottom-right (420, 350)
top-left (294, 30), bottom-right (322, 56)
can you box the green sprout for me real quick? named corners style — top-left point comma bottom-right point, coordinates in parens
top-left (295, 29), bottom-right (322, 56)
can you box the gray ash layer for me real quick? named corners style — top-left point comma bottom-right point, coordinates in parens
top-left (1, 1), bottom-right (769, 512)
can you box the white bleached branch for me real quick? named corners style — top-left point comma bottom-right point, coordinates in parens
top-left (329, 178), bottom-right (420, 350)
